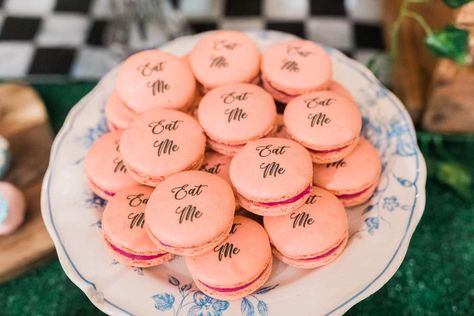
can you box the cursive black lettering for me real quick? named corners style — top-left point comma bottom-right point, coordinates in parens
top-left (214, 242), bottom-right (240, 261)
top-left (290, 211), bottom-right (315, 228)
top-left (200, 163), bottom-right (223, 175)
top-left (305, 194), bottom-right (322, 205)
top-left (304, 97), bottom-right (335, 109)
top-left (175, 205), bottom-right (202, 224)
top-left (113, 158), bottom-right (127, 174)
top-left (127, 193), bottom-right (149, 207)
top-left (128, 212), bottom-right (145, 229)
top-left (326, 159), bottom-right (346, 169)
top-left (224, 107), bottom-right (248, 122)
top-left (230, 223), bottom-right (241, 234)
top-left (221, 92), bottom-right (251, 104)
top-left (286, 46), bottom-right (314, 58)
top-left (171, 184), bottom-right (208, 200)
top-left (260, 161), bottom-right (285, 178)
top-left (137, 62), bottom-right (166, 77)
top-left (255, 145), bottom-right (289, 157)
top-left (308, 112), bottom-right (331, 127)
top-left (148, 119), bottom-right (183, 135)
top-left (210, 55), bottom-right (228, 68)
top-left (280, 59), bottom-right (299, 72)
top-left (213, 40), bottom-right (240, 51)
top-left (153, 139), bottom-right (179, 157)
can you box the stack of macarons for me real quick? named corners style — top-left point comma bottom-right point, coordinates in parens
top-left (84, 30), bottom-right (383, 300)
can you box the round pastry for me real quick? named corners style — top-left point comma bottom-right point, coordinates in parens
top-left (189, 31), bottom-right (261, 93)
top-left (264, 187), bottom-right (348, 269)
top-left (145, 170), bottom-right (235, 256)
top-left (197, 83), bottom-right (277, 156)
top-left (273, 114), bottom-right (288, 139)
top-left (102, 185), bottom-right (173, 267)
top-left (0, 182), bottom-right (26, 236)
top-left (284, 90), bottom-right (362, 164)
top-left (313, 138), bottom-right (381, 207)
top-left (120, 109), bottom-right (206, 186)
top-left (0, 136), bottom-right (10, 178)
top-left (105, 90), bottom-right (137, 131)
top-left (84, 131), bottom-right (138, 200)
top-left (199, 151), bottom-right (232, 185)
top-left (261, 40), bottom-right (332, 103)
top-left (229, 137), bottom-right (313, 216)
top-left (328, 81), bottom-right (354, 102)
top-left (186, 216), bottom-right (272, 300)
top-left (115, 50), bottom-right (196, 114)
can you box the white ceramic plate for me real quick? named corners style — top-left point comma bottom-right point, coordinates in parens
top-left (41, 31), bottom-right (426, 316)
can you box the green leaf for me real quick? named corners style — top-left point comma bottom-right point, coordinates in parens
top-left (442, 0), bottom-right (474, 8)
top-left (436, 161), bottom-right (472, 200)
top-left (425, 24), bottom-right (469, 64)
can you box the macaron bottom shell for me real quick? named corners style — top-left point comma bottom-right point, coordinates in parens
top-left (124, 153), bottom-right (205, 187)
top-left (237, 185), bottom-right (312, 216)
top-left (272, 230), bottom-right (348, 269)
top-left (86, 177), bottom-right (115, 201)
top-left (306, 136), bottom-right (359, 164)
top-left (103, 235), bottom-right (173, 268)
top-left (334, 180), bottom-right (379, 207)
top-left (145, 220), bottom-right (234, 257)
top-left (192, 257), bottom-right (272, 301)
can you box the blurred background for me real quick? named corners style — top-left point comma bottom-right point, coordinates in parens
top-left (0, 0), bottom-right (473, 315)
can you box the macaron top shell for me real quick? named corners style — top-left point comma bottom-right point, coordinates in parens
top-left (102, 185), bottom-right (163, 253)
top-left (264, 187), bottom-right (347, 258)
top-left (116, 50), bottom-right (196, 113)
top-left (230, 137), bottom-right (313, 201)
top-left (198, 83), bottom-right (277, 144)
top-left (262, 40), bottom-right (332, 92)
top-left (189, 31), bottom-right (260, 89)
top-left (186, 216), bottom-right (271, 286)
top-left (120, 109), bottom-right (206, 180)
top-left (284, 90), bottom-right (362, 148)
top-left (84, 131), bottom-right (137, 193)
top-left (146, 171), bottom-right (235, 248)
top-left (105, 90), bottom-right (137, 130)
top-left (313, 138), bottom-right (381, 191)
top-left (199, 151), bottom-right (232, 184)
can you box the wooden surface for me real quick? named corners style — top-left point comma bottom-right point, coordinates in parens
top-left (0, 83), bottom-right (55, 282)
top-left (383, 0), bottom-right (453, 123)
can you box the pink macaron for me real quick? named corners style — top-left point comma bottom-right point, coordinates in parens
top-left (102, 185), bottom-right (173, 267)
top-left (189, 31), bottom-right (261, 93)
top-left (120, 109), bottom-right (206, 186)
top-left (284, 90), bottom-right (362, 164)
top-left (230, 137), bottom-right (313, 216)
top-left (197, 83), bottom-right (277, 156)
top-left (313, 138), bottom-right (381, 207)
top-left (199, 151), bottom-right (232, 185)
top-left (328, 81), bottom-right (354, 102)
top-left (264, 186), bottom-right (348, 269)
top-left (105, 90), bottom-right (137, 131)
top-left (145, 170), bottom-right (235, 256)
top-left (186, 215), bottom-right (272, 300)
top-left (84, 131), bottom-right (138, 200)
top-left (261, 40), bottom-right (332, 103)
top-left (115, 50), bottom-right (196, 114)
top-left (0, 182), bottom-right (26, 235)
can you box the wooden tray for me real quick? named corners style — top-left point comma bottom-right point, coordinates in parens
top-left (0, 83), bottom-right (55, 282)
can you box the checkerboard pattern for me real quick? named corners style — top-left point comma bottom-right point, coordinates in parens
top-left (0, 0), bottom-right (385, 79)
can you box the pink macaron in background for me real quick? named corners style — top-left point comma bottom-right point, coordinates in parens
top-left (186, 215), bottom-right (272, 300)
top-left (261, 40), bottom-right (332, 104)
top-left (119, 109), bottom-right (206, 186)
top-left (102, 185), bottom-right (173, 267)
top-left (115, 50), bottom-right (196, 115)
top-left (313, 138), bottom-right (382, 207)
top-left (189, 31), bottom-right (261, 93)
top-left (0, 182), bottom-right (26, 236)
top-left (197, 83), bottom-right (277, 156)
top-left (84, 131), bottom-right (138, 200)
top-left (230, 137), bottom-right (313, 216)
top-left (105, 90), bottom-right (137, 131)
top-left (145, 170), bottom-right (235, 256)
top-left (199, 151), bottom-right (232, 185)
top-left (284, 90), bottom-right (362, 164)
top-left (264, 186), bottom-right (348, 269)
top-left (328, 81), bottom-right (354, 102)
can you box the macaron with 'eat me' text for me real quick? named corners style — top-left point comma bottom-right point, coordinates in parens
top-left (84, 131), bottom-right (138, 200)
top-left (261, 40), bottom-right (332, 103)
top-left (264, 186), bottom-right (348, 269)
top-left (198, 83), bottom-right (277, 156)
top-left (313, 138), bottom-right (381, 207)
top-left (189, 31), bottom-right (261, 93)
top-left (145, 170), bottom-right (235, 256)
top-left (120, 109), bottom-right (206, 186)
top-left (115, 50), bottom-right (196, 114)
top-left (102, 185), bottom-right (173, 267)
top-left (284, 90), bottom-right (362, 164)
top-left (230, 137), bottom-right (313, 216)
top-left (186, 216), bottom-right (272, 300)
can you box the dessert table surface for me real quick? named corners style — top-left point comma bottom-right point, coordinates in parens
top-left (0, 82), bottom-right (472, 315)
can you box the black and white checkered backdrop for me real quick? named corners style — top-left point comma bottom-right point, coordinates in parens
top-left (0, 0), bottom-right (385, 79)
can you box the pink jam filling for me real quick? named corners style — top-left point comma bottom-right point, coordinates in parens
top-left (263, 78), bottom-right (299, 98)
top-left (108, 240), bottom-right (167, 261)
top-left (199, 266), bottom-right (267, 293)
top-left (300, 238), bottom-right (345, 261)
top-left (309, 145), bottom-right (348, 154)
top-left (88, 178), bottom-right (115, 197)
top-left (259, 185), bottom-right (311, 207)
top-left (336, 186), bottom-right (372, 200)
